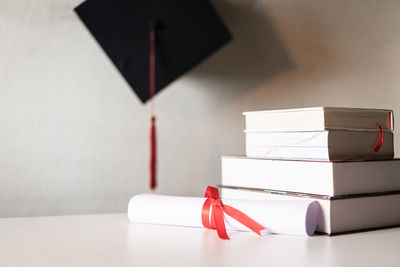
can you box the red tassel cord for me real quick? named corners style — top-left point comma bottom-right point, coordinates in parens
top-left (150, 115), bottom-right (157, 189)
top-left (149, 27), bottom-right (157, 190)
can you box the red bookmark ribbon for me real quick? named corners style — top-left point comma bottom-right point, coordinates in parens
top-left (201, 186), bottom-right (266, 240)
top-left (374, 124), bottom-right (383, 152)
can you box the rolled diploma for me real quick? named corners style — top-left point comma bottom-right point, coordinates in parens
top-left (128, 194), bottom-right (319, 236)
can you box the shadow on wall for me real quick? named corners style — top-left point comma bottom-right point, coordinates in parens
top-left (191, 0), bottom-right (294, 101)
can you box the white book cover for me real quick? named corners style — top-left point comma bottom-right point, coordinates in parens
top-left (245, 130), bottom-right (394, 161)
top-left (221, 187), bottom-right (400, 234)
top-left (221, 156), bottom-right (400, 196)
top-left (244, 107), bottom-right (394, 132)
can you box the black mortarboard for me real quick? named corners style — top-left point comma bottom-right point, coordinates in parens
top-left (74, 0), bottom-right (232, 103)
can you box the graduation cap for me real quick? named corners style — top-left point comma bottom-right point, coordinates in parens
top-left (74, 0), bottom-right (232, 103)
top-left (74, 0), bottom-right (232, 190)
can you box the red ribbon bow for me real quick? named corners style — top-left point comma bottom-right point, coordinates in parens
top-left (201, 186), bottom-right (266, 240)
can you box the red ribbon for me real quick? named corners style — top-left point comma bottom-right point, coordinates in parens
top-left (149, 27), bottom-right (157, 190)
top-left (201, 186), bottom-right (266, 240)
top-left (374, 124), bottom-right (383, 152)
top-left (150, 115), bottom-right (156, 189)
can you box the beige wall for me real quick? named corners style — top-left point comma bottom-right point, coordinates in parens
top-left (1, 0), bottom-right (399, 217)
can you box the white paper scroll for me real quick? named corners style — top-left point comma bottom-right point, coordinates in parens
top-left (128, 193), bottom-right (320, 236)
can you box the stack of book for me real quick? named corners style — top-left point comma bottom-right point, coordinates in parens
top-left (220, 107), bottom-right (400, 234)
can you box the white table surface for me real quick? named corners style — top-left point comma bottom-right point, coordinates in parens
top-left (0, 213), bottom-right (399, 267)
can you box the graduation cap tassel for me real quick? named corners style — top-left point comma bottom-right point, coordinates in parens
top-left (149, 26), bottom-right (157, 190)
top-left (150, 115), bottom-right (156, 190)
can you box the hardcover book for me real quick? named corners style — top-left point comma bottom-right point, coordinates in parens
top-left (244, 107), bottom-right (393, 132)
top-left (221, 186), bottom-right (400, 234)
top-left (221, 156), bottom-right (400, 196)
top-left (245, 130), bottom-right (393, 161)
